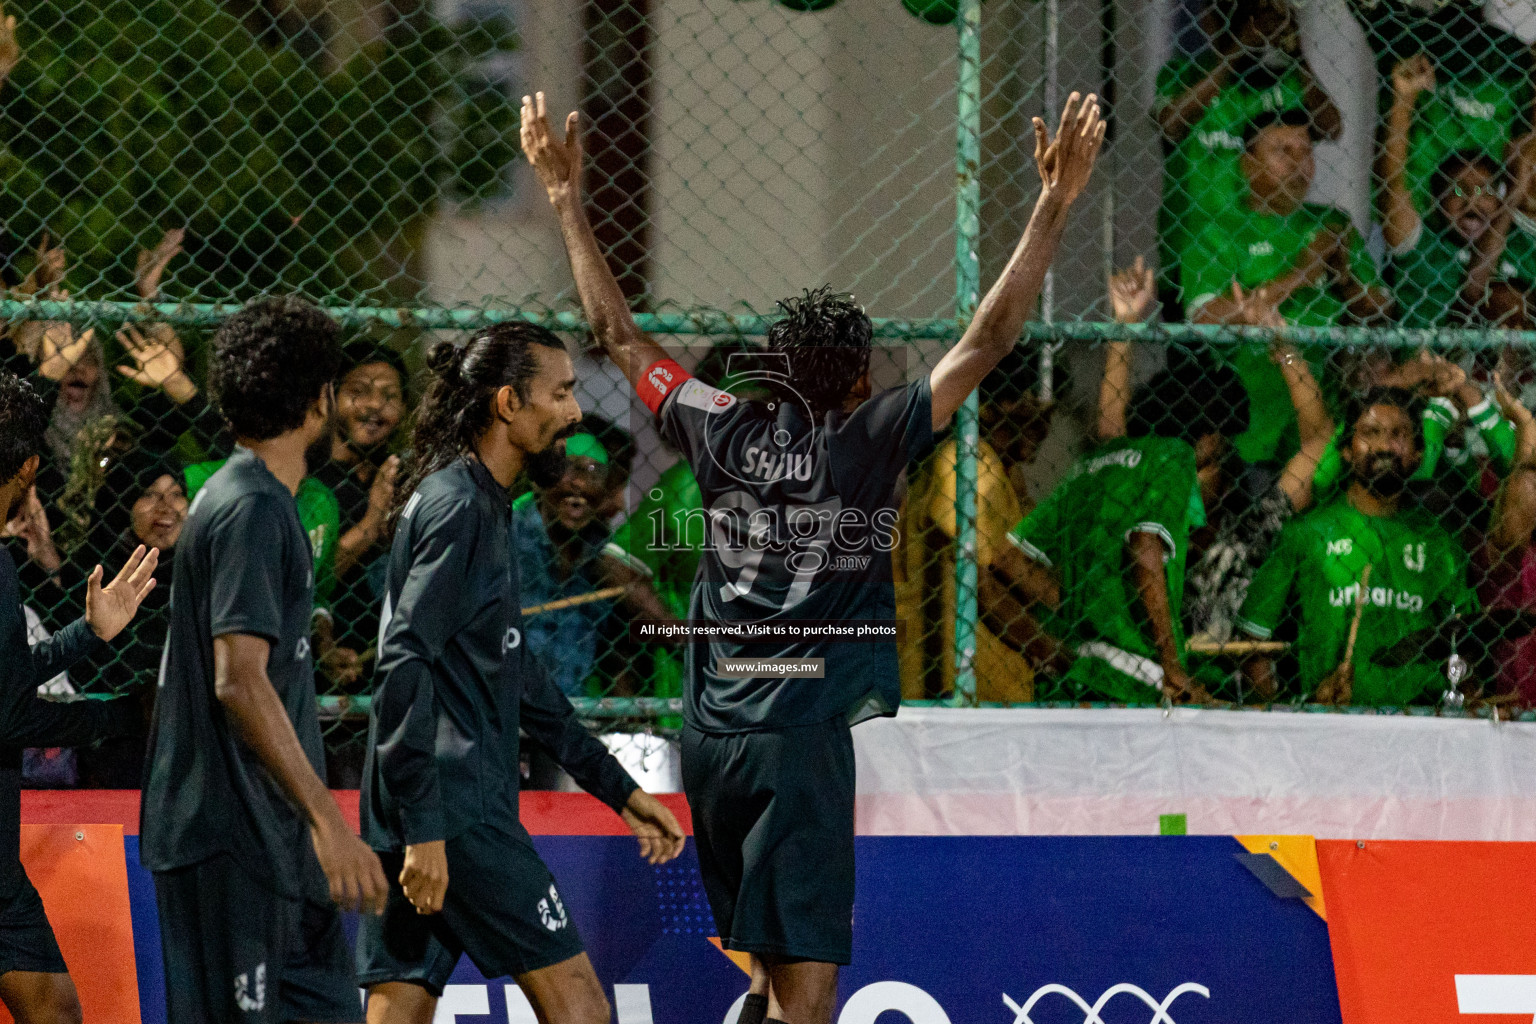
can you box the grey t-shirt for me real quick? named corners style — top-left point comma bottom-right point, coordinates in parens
top-left (140, 447), bottom-right (324, 899)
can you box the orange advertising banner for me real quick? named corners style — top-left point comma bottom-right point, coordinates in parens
top-left (1319, 839), bottom-right (1536, 1024)
top-left (0, 824), bottom-right (140, 1024)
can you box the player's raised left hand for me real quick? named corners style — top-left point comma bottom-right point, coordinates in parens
top-left (1032, 90), bottom-right (1106, 208)
top-left (521, 91), bottom-right (582, 208)
top-left (85, 544), bottom-right (159, 641)
top-left (621, 789), bottom-right (686, 866)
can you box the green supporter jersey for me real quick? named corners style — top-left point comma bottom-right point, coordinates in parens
top-left (1354, 0), bottom-right (1531, 216)
top-left (1403, 76), bottom-right (1528, 216)
top-left (1182, 202), bottom-right (1380, 464)
top-left (1154, 54), bottom-right (1311, 286)
top-left (1008, 436), bottom-right (1206, 703)
top-left (1236, 497), bottom-right (1477, 706)
top-left (1504, 213), bottom-right (1536, 284)
top-left (1392, 220), bottom-right (1535, 328)
top-left (604, 459), bottom-right (704, 708)
top-left (185, 459), bottom-right (341, 612)
top-left (606, 459), bottom-right (704, 620)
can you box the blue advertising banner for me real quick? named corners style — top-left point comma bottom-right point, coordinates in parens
top-left (122, 835), bottom-right (1342, 1024)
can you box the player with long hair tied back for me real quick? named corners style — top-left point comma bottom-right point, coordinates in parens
top-left (358, 324), bottom-right (685, 1024)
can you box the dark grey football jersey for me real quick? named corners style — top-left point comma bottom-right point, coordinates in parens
top-left (140, 447), bottom-right (322, 899)
top-left (656, 371), bottom-right (934, 733)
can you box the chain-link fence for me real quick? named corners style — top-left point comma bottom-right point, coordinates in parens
top-left (7, 0), bottom-right (1536, 787)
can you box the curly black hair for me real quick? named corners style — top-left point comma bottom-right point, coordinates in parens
top-left (340, 337), bottom-right (409, 390)
top-left (766, 286), bottom-right (873, 415)
top-left (0, 370), bottom-right (48, 482)
top-left (208, 296), bottom-right (344, 441)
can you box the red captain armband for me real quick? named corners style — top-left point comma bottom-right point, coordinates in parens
top-left (636, 358), bottom-right (692, 415)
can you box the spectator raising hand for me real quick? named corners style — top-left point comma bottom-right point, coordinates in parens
top-left (1229, 280), bottom-right (1285, 328)
top-left (134, 227), bottom-right (184, 302)
top-left (0, 2), bottom-right (20, 88)
top-left (1098, 256), bottom-right (1153, 441)
top-left (116, 230), bottom-right (195, 403)
top-left (17, 233), bottom-right (64, 298)
top-left (36, 325), bottom-right (92, 382)
top-left (2, 486), bottom-right (59, 575)
top-left (115, 323), bottom-right (195, 403)
top-left (1108, 256), bottom-right (1154, 325)
top-left (1393, 53), bottom-right (1436, 107)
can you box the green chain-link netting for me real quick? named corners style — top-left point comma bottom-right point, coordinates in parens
top-left (7, 0), bottom-right (1536, 789)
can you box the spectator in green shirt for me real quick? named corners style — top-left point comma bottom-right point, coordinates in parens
top-left (1238, 388), bottom-right (1478, 705)
top-left (1155, 0), bottom-right (1341, 315)
top-left (1185, 109), bottom-right (1394, 464)
top-left (991, 358), bottom-right (1250, 704)
top-left (1350, 0), bottom-right (1532, 220)
top-left (1382, 55), bottom-right (1536, 328)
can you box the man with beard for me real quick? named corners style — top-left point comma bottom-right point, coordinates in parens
top-left (1237, 388), bottom-right (1477, 705)
top-left (357, 327), bottom-right (684, 1024)
top-left (514, 432), bottom-right (676, 697)
top-left (141, 296), bottom-right (387, 1024)
top-left (0, 369), bottom-right (157, 1024)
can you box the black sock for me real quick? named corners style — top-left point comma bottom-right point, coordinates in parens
top-left (736, 994), bottom-right (768, 1024)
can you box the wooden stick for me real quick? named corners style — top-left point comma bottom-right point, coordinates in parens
top-left (521, 586), bottom-right (628, 617)
top-left (1342, 563), bottom-right (1372, 672)
top-left (349, 588), bottom-right (629, 674)
top-left (1186, 639), bottom-right (1290, 656)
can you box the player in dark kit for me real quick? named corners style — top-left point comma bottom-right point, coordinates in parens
top-left (356, 324), bottom-right (685, 1024)
top-left (527, 89), bottom-right (1106, 1023)
top-left (0, 370), bottom-right (157, 1024)
top-left (140, 297), bottom-right (389, 1024)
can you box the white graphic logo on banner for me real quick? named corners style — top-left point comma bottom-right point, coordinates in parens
top-left (1002, 982), bottom-right (1209, 1024)
top-left (1455, 974), bottom-right (1536, 1017)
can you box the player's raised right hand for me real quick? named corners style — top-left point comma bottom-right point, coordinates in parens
top-left (1031, 91), bottom-right (1106, 208)
top-left (311, 817), bottom-right (389, 915)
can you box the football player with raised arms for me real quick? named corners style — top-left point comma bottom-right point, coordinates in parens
top-left (525, 88), bottom-right (1104, 1024)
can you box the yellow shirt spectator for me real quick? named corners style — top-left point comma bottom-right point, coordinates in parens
top-left (896, 436), bottom-right (1034, 702)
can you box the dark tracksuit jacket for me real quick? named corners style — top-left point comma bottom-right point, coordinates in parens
top-left (362, 456), bottom-right (636, 853)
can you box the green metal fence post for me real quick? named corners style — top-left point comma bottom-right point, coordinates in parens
top-left (951, 0), bottom-right (983, 707)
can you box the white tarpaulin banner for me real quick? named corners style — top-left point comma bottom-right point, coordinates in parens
top-left (853, 707), bottom-right (1536, 840)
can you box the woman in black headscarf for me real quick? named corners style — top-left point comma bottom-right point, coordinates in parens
top-left (71, 448), bottom-right (184, 785)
